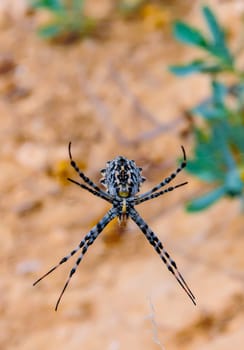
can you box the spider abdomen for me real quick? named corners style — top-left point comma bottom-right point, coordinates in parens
top-left (100, 156), bottom-right (145, 198)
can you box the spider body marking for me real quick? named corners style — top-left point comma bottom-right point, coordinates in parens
top-left (33, 142), bottom-right (196, 310)
top-left (100, 155), bottom-right (145, 222)
top-left (101, 155), bottom-right (145, 198)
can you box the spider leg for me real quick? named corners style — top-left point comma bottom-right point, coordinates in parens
top-left (138, 146), bottom-right (187, 201)
top-left (68, 142), bottom-right (110, 200)
top-left (33, 208), bottom-right (117, 310)
top-left (129, 208), bottom-right (196, 305)
top-left (68, 178), bottom-right (112, 203)
top-left (135, 182), bottom-right (188, 205)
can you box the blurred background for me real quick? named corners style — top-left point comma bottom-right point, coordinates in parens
top-left (0, 1), bottom-right (244, 349)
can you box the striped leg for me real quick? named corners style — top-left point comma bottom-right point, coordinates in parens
top-left (138, 146), bottom-right (187, 201)
top-left (33, 208), bottom-right (117, 310)
top-left (68, 178), bottom-right (112, 203)
top-left (135, 182), bottom-right (188, 205)
top-left (129, 208), bottom-right (196, 305)
top-left (68, 142), bottom-right (110, 200)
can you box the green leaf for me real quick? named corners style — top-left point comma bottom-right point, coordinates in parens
top-left (199, 64), bottom-right (224, 74)
top-left (186, 160), bottom-right (222, 182)
top-left (229, 126), bottom-right (244, 153)
top-left (212, 122), bottom-right (237, 170)
top-left (192, 81), bottom-right (229, 120)
top-left (169, 60), bottom-right (222, 76)
top-left (169, 61), bottom-right (204, 76)
top-left (192, 83), bottom-right (228, 120)
top-left (173, 21), bottom-right (208, 48)
top-left (205, 44), bottom-right (233, 65)
top-left (202, 6), bottom-right (233, 64)
top-left (225, 169), bottom-right (243, 196)
top-left (235, 84), bottom-right (244, 109)
top-left (212, 80), bottom-right (227, 105)
top-left (186, 186), bottom-right (227, 212)
top-left (189, 128), bottom-right (228, 182)
top-left (37, 23), bottom-right (63, 38)
top-left (31, 0), bottom-right (64, 11)
top-left (202, 6), bottom-right (225, 46)
top-left (192, 100), bottom-right (227, 119)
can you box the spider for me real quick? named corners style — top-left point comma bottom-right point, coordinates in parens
top-left (33, 142), bottom-right (196, 310)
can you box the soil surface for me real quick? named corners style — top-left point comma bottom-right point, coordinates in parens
top-left (0, 1), bottom-right (244, 350)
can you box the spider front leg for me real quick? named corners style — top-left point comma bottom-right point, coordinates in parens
top-left (68, 178), bottom-right (112, 203)
top-left (138, 146), bottom-right (187, 201)
top-left (129, 208), bottom-right (196, 305)
top-left (68, 142), bottom-right (110, 200)
top-left (135, 181), bottom-right (188, 205)
top-left (33, 208), bottom-right (117, 310)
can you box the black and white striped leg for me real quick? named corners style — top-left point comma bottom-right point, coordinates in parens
top-left (129, 208), bottom-right (196, 305)
top-left (138, 146), bottom-right (187, 201)
top-left (33, 208), bottom-right (117, 310)
top-left (135, 182), bottom-right (188, 205)
top-left (68, 142), bottom-right (110, 200)
top-left (68, 178), bottom-right (112, 203)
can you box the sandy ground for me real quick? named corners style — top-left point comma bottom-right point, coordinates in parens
top-left (0, 1), bottom-right (244, 349)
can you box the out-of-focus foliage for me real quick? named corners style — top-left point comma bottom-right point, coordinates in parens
top-left (30, 0), bottom-right (97, 41)
top-left (170, 6), bottom-right (244, 212)
top-left (140, 3), bottom-right (170, 29)
top-left (170, 6), bottom-right (234, 76)
top-left (118, 0), bottom-right (146, 17)
top-left (118, 0), bottom-right (171, 29)
top-left (30, 0), bottom-right (171, 42)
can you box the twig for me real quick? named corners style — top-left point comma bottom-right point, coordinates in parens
top-left (109, 65), bottom-right (185, 137)
top-left (147, 296), bottom-right (166, 350)
top-left (79, 69), bottom-right (184, 146)
top-left (79, 72), bottom-right (133, 146)
top-left (131, 116), bottom-right (184, 143)
top-left (109, 65), bottom-right (162, 127)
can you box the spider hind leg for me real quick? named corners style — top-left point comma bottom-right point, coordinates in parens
top-left (130, 208), bottom-right (196, 305)
top-left (33, 208), bottom-right (116, 310)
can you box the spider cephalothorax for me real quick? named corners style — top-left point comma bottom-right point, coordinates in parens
top-left (100, 156), bottom-right (145, 198)
top-left (33, 142), bottom-right (196, 310)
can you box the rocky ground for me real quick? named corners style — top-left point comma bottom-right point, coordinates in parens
top-left (0, 1), bottom-right (244, 349)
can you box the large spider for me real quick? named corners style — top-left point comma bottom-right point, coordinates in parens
top-left (33, 142), bottom-right (196, 310)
